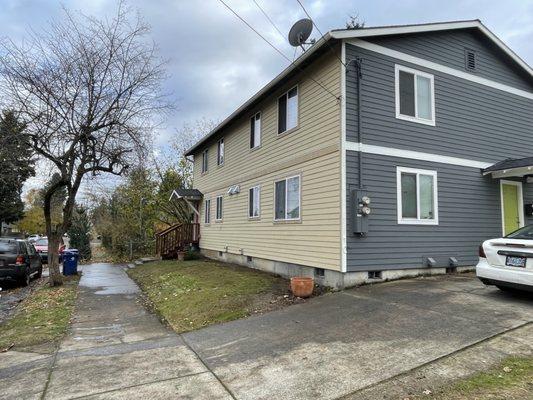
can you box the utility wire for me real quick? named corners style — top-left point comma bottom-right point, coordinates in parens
top-left (219, 0), bottom-right (338, 100)
top-left (251, 0), bottom-right (285, 40)
top-left (217, 0), bottom-right (339, 101)
top-left (295, 0), bottom-right (347, 69)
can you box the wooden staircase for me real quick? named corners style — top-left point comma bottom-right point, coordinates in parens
top-left (155, 222), bottom-right (200, 259)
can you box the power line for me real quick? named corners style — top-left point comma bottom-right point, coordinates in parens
top-left (295, 0), bottom-right (347, 69)
top-left (217, 0), bottom-right (339, 101)
top-left (251, 0), bottom-right (285, 40)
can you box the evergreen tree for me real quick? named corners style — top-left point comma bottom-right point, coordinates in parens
top-left (68, 206), bottom-right (92, 260)
top-left (0, 110), bottom-right (35, 226)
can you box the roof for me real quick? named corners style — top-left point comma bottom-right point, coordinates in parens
top-left (169, 188), bottom-right (203, 201)
top-left (185, 20), bottom-right (533, 157)
top-left (482, 157), bottom-right (533, 175)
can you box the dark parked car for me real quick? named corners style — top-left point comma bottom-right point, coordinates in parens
top-left (0, 238), bottom-right (43, 286)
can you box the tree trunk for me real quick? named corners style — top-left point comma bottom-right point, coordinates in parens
top-left (47, 232), bottom-right (63, 286)
top-left (44, 188), bottom-right (64, 286)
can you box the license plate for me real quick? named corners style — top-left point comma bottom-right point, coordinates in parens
top-left (505, 256), bottom-right (526, 268)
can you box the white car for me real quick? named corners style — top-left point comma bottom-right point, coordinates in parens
top-left (477, 225), bottom-right (533, 293)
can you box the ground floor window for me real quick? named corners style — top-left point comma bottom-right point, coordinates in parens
top-left (396, 167), bottom-right (438, 225)
top-left (249, 186), bottom-right (260, 218)
top-left (274, 175), bottom-right (300, 220)
top-left (215, 196), bottom-right (223, 221)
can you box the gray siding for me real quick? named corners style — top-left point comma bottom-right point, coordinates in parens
top-left (345, 152), bottom-right (523, 271)
top-left (345, 44), bottom-right (533, 162)
top-left (367, 29), bottom-right (533, 91)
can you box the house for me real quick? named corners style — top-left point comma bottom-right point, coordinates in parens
top-left (180, 20), bottom-right (533, 288)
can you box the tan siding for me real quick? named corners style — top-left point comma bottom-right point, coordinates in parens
top-left (193, 50), bottom-right (342, 271)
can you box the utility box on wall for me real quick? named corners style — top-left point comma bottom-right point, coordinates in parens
top-left (352, 189), bottom-right (371, 235)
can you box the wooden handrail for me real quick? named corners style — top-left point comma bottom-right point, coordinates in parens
top-left (155, 222), bottom-right (200, 258)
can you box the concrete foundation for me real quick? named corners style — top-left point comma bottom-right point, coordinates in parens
top-left (200, 248), bottom-right (475, 289)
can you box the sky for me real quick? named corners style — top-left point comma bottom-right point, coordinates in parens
top-left (3, 0), bottom-right (533, 198)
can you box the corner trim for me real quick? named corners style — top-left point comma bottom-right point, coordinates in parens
top-left (340, 41), bottom-right (347, 273)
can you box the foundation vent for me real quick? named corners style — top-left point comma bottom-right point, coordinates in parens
top-left (315, 268), bottom-right (325, 278)
top-left (368, 271), bottom-right (382, 280)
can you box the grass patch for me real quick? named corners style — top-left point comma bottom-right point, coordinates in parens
top-left (128, 259), bottom-right (292, 332)
top-left (0, 277), bottom-right (79, 350)
top-left (424, 356), bottom-right (533, 399)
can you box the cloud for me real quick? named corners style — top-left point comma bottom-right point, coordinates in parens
top-left (4, 0), bottom-right (532, 196)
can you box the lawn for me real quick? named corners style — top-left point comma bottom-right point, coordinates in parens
top-left (0, 277), bottom-right (79, 351)
top-left (127, 259), bottom-right (296, 332)
top-left (421, 356), bottom-right (533, 399)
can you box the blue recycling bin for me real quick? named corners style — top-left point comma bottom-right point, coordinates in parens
top-left (62, 249), bottom-right (79, 275)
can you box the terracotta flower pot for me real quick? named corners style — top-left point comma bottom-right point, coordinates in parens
top-left (290, 277), bottom-right (314, 298)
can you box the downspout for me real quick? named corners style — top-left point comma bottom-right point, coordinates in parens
top-left (354, 58), bottom-right (364, 189)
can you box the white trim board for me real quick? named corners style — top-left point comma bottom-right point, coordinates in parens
top-left (340, 40), bottom-right (347, 273)
top-left (331, 20), bottom-right (533, 79)
top-left (346, 142), bottom-right (493, 169)
top-left (346, 38), bottom-right (533, 100)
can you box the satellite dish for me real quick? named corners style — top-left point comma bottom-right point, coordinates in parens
top-left (288, 18), bottom-right (313, 47)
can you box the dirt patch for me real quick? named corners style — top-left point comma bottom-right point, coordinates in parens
top-left (0, 277), bottom-right (46, 324)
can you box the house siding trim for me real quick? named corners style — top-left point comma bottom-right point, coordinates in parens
top-left (340, 40), bottom-right (348, 272)
top-left (346, 38), bottom-right (533, 99)
top-left (346, 142), bottom-right (493, 169)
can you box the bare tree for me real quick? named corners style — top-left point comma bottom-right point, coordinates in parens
top-left (0, 3), bottom-right (169, 285)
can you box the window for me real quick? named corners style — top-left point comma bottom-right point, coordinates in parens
top-left (202, 149), bottom-right (208, 173)
top-left (217, 139), bottom-right (224, 166)
top-left (248, 186), bottom-right (260, 218)
top-left (278, 86), bottom-right (298, 134)
top-left (397, 167), bottom-right (438, 225)
top-left (274, 175), bottom-right (300, 220)
top-left (395, 65), bottom-right (435, 126)
top-left (204, 199), bottom-right (211, 224)
top-left (250, 112), bottom-right (261, 149)
top-left (215, 196), bottom-right (223, 221)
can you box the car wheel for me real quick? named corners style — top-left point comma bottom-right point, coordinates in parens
top-left (20, 270), bottom-right (30, 287)
top-left (496, 285), bottom-right (517, 293)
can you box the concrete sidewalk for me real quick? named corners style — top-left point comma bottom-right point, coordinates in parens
top-left (0, 263), bottom-right (232, 400)
top-left (1, 267), bottom-right (531, 399)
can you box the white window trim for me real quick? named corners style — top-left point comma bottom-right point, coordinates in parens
top-left (215, 195), bottom-right (223, 221)
top-left (204, 198), bottom-right (211, 224)
top-left (396, 167), bottom-right (438, 225)
top-left (217, 139), bottom-right (224, 166)
top-left (274, 174), bottom-right (301, 221)
top-left (248, 185), bottom-right (261, 219)
top-left (395, 65), bottom-right (435, 126)
top-left (250, 112), bottom-right (262, 149)
top-left (499, 180), bottom-right (525, 236)
top-left (277, 85), bottom-right (299, 135)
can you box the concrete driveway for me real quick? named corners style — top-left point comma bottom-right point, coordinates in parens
top-left (0, 266), bottom-right (531, 399)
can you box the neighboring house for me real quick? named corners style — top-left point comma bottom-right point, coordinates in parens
top-left (182, 20), bottom-right (533, 288)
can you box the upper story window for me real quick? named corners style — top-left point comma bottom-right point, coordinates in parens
top-left (249, 186), bottom-right (260, 218)
top-left (204, 199), bottom-right (211, 224)
top-left (278, 86), bottom-right (298, 134)
top-left (250, 112), bottom-right (261, 149)
top-left (202, 149), bottom-right (208, 173)
top-left (274, 175), bottom-right (300, 221)
top-left (397, 167), bottom-right (438, 225)
top-left (395, 65), bottom-right (435, 126)
top-left (215, 196), bottom-right (223, 221)
top-left (217, 138), bottom-right (224, 166)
